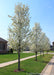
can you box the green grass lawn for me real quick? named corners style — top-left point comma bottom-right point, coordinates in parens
top-left (45, 50), bottom-right (54, 53)
top-left (49, 50), bottom-right (54, 53)
top-left (0, 53), bottom-right (35, 63)
top-left (0, 54), bottom-right (53, 75)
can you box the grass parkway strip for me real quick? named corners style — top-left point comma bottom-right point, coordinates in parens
top-left (0, 54), bottom-right (53, 75)
top-left (0, 53), bottom-right (35, 63)
top-left (0, 53), bottom-right (49, 67)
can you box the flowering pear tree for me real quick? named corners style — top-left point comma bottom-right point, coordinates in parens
top-left (8, 3), bottom-right (30, 71)
top-left (44, 37), bottom-right (50, 54)
top-left (30, 23), bottom-right (41, 61)
top-left (39, 33), bottom-right (50, 56)
top-left (41, 33), bottom-right (47, 56)
top-left (38, 32), bottom-right (45, 56)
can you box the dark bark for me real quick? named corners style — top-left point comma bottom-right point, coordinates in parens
top-left (40, 51), bottom-right (41, 56)
top-left (47, 50), bottom-right (48, 54)
top-left (43, 51), bottom-right (44, 56)
top-left (35, 51), bottom-right (37, 61)
top-left (18, 38), bottom-right (21, 71)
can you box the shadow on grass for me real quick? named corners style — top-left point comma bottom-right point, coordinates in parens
top-left (34, 57), bottom-right (49, 64)
top-left (48, 62), bottom-right (54, 65)
top-left (36, 60), bottom-right (49, 64)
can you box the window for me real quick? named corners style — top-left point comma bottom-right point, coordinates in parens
top-left (0, 43), bottom-right (5, 50)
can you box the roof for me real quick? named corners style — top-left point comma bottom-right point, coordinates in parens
top-left (0, 37), bottom-right (8, 42)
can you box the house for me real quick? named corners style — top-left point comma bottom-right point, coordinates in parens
top-left (0, 37), bottom-right (8, 54)
top-left (50, 42), bottom-right (54, 51)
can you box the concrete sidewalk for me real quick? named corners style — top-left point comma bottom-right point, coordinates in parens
top-left (41, 56), bottom-right (54, 75)
top-left (0, 55), bottom-right (36, 67)
top-left (0, 52), bottom-right (54, 75)
top-left (0, 53), bottom-right (46, 68)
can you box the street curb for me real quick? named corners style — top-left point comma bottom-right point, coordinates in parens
top-left (40, 56), bottom-right (53, 75)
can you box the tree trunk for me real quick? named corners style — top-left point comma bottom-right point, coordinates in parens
top-left (18, 39), bottom-right (21, 71)
top-left (40, 51), bottom-right (41, 56)
top-left (43, 51), bottom-right (44, 56)
top-left (47, 50), bottom-right (48, 54)
top-left (35, 51), bottom-right (37, 61)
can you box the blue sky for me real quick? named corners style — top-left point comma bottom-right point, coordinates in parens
top-left (0, 0), bottom-right (54, 44)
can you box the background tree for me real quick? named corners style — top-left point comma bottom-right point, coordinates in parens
top-left (44, 37), bottom-right (50, 54)
top-left (38, 32), bottom-right (45, 56)
top-left (8, 3), bottom-right (30, 71)
top-left (41, 33), bottom-right (47, 56)
top-left (40, 33), bottom-right (50, 56)
top-left (30, 23), bottom-right (41, 61)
